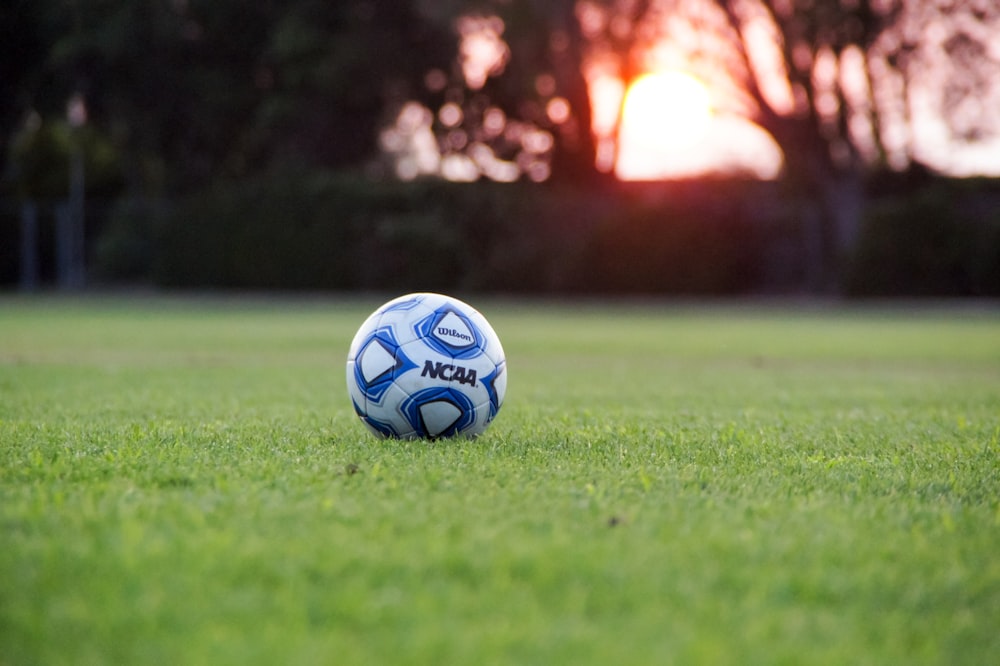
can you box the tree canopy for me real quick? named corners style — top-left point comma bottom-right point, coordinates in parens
top-left (3, 0), bottom-right (998, 199)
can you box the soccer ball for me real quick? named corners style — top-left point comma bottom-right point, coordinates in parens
top-left (346, 293), bottom-right (507, 439)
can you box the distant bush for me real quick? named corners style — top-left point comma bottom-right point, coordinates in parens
top-left (92, 173), bottom-right (772, 294)
top-left (846, 179), bottom-right (1000, 297)
top-left (575, 182), bottom-right (763, 294)
top-left (23, 171), bottom-right (1000, 297)
top-left (149, 174), bottom-right (551, 292)
top-left (92, 198), bottom-right (164, 283)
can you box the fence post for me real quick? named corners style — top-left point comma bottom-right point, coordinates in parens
top-left (56, 203), bottom-right (74, 290)
top-left (19, 201), bottom-right (39, 291)
top-left (69, 147), bottom-right (86, 288)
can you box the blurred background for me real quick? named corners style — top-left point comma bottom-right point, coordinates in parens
top-left (2, 0), bottom-right (999, 297)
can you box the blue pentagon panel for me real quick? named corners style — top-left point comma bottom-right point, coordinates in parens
top-left (400, 387), bottom-right (477, 439)
top-left (346, 312), bottom-right (381, 362)
top-left (375, 300), bottom-right (433, 347)
top-left (480, 361), bottom-right (507, 419)
top-left (358, 336), bottom-right (395, 384)
top-left (468, 309), bottom-right (506, 364)
top-left (416, 306), bottom-right (486, 360)
top-left (353, 326), bottom-right (417, 402)
top-left (346, 363), bottom-right (369, 410)
top-left (361, 413), bottom-right (401, 438)
top-left (350, 397), bottom-right (366, 419)
top-left (378, 294), bottom-right (427, 314)
top-left (365, 383), bottom-right (418, 439)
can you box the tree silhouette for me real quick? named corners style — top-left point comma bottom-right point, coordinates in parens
top-left (564, 0), bottom-right (999, 289)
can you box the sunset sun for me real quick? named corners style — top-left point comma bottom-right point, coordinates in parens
top-left (615, 71), bottom-right (714, 180)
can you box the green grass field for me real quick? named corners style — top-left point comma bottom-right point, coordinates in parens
top-left (1, 296), bottom-right (998, 665)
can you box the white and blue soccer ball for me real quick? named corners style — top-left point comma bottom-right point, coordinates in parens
top-left (346, 293), bottom-right (507, 439)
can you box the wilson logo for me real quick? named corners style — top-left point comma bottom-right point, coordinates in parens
top-left (437, 326), bottom-right (473, 343)
top-left (421, 360), bottom-right (478, 387)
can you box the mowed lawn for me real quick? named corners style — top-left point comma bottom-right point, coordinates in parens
top-left (1, 296), bottom-right (998, 665)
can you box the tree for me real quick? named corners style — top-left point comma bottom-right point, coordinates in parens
top-left (718, 0), bottom-right (892, 290)
top-left (0, 1), bottom-right (49, 183)
top-left (253, 0), bottom-right (456, 172)
top-left (2, 0), bottom-right (456, 197)
top-left (568, 0), bottom-right (1000, 290)
top-left (510, 0), bottom-right (605, 185)
top-left (372, 0), bottom-right (605, 184)
top-left (565, 0), bottom-right (881, 289)
top-left (7, 1), bottom-right (996, 250)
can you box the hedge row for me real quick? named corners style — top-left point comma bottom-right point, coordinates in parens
top-left (7, 173), bottom-right (999, 296)
top-left (95, 174), bottom-right (769, 294)
top-left (846, 183), bottom-right (1000, 296)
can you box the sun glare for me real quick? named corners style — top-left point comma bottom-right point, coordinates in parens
top-left (616, 71), bottom-right (713, 180)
